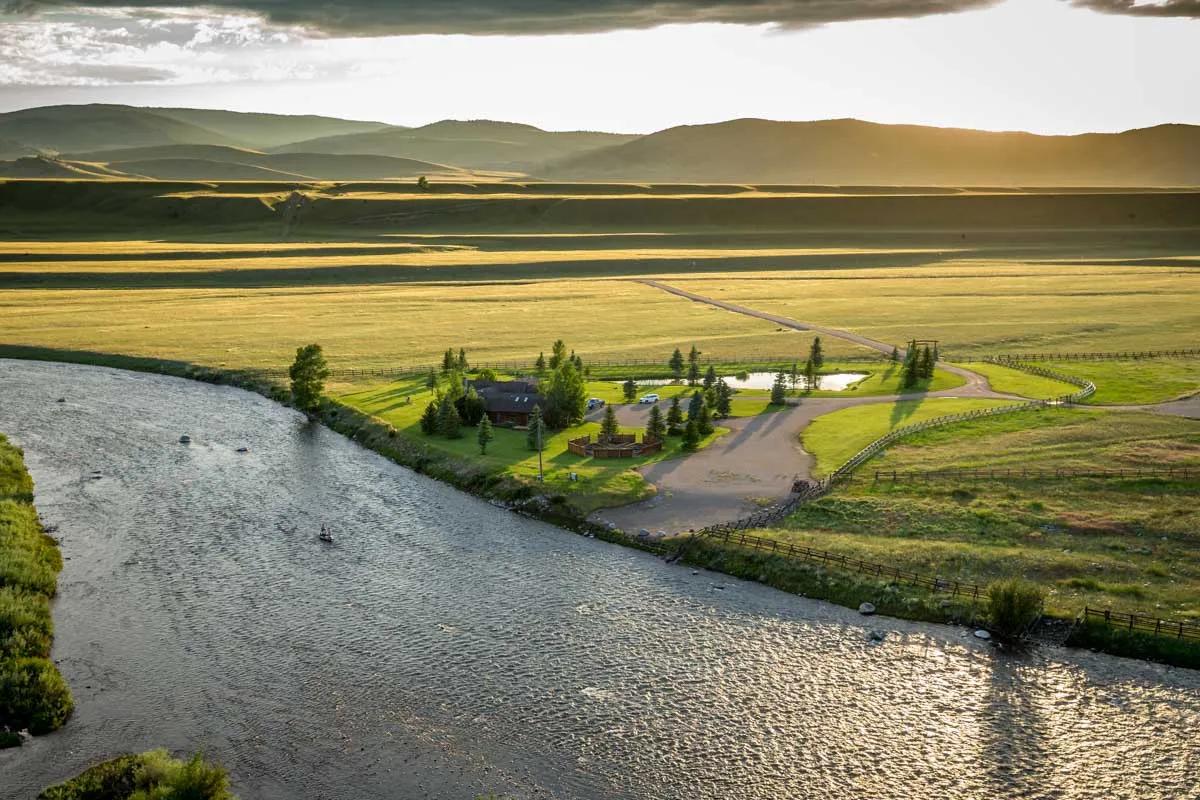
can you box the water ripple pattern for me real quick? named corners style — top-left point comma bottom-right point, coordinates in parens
top-left (1, 359), bottom-right (1197, 800)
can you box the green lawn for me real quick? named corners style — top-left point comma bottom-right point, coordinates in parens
top-left (768, 408), bottom-right (1200, 618)
top-left (802, 398), bottom-right (1017, 474)
top-left (336, 378), bottom-right (724, 513)
top-left (1027, 359), bottom-right (1200, 405)
top-left (957, 361), bottom-right (1078, 399)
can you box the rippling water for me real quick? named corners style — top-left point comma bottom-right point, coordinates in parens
top-left (1, 359), bottom-right (1197, 800)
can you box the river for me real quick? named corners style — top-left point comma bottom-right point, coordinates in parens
top-left (1, 359), bottom-right (1196, 800)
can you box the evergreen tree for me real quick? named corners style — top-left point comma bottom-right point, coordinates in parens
top-left (920, 345), bottom-right (935, 380)
top-left (288, 343), bottom-right (329, 413)
top-left (542, 360), bottom-right (587, 429)
top-left (477, 416), bottom-right (494, 454)
top-left (770, 371), bottom-right (788, 405)
top-left (697, 402), bottom-right (714, 436)
top-left (441, 348), bottom-right (455, 373)
top-left (810, 336), bottom-right (824, 371)
top-left (901, 340), bottom-right (920, 389)
top-left (425, 368), bottom-right (438, 393)
top-left (789, 361), bottom-right (800, 391)
top-left (890, 346), bottom-right (900, 362)
top-left (437, 396), bottom-right (462, 438)
top-left (666, 396), bottom-right (684, 435)
top-left (535, 352), bottom-right (547, 376)
top-left (527, 406), bottom-right (545, 451)
top-left (646, 404), bottom-right (667, 441)
top-left (669, 348), bottom-right (685, 379)
top-left (622, 378), bottom-right (638, 402)
top-left (687, 390), bottom-right (704, 421)
top-left (420, 401), bottom-right (439, 435)
top-left (457, 348), bottom-right (468, 370)
top-left (573, 353), bottom-right (584, 372)
top-left (682, 419), bottom-right (700, 451)
top-left (686, 345), bottom-right (701, 385)
top-left (703, 365), bottom-right (717, 391)
top-left (549, 339), bottom-right (567, 370)
top-left (932, 343), bottom-right (940, 363)
top-left (455, 387), bottom-right (486, 426)
top-left (714, 378), bottom-right (733, 418)
top-left (601, 404), bottom-right (620, 440)
top-left (804, 358), bottom-right (820, 392)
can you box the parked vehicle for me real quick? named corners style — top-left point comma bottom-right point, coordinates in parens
top-left (638, 393), bottom-right (660, 404)
top-left (587, 397), bottom-right (606, 410)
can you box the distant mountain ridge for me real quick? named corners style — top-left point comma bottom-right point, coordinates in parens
top-left (543, 118), bottom-right (1200, 186)
top-left (1, 104), bottom-right (1196, 186)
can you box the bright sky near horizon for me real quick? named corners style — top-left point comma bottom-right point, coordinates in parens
top-left (0, 0), bottom-right (1196, 134)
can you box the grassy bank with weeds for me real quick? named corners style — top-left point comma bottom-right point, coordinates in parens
top-left (1065, 620), bottom-right (1200, 670)
top-left (38, 749), bottom-right (235, 800)
top-left (0, 434), bottom-right (73, 742)
top-left (679, 536), bottom-right (982, 625)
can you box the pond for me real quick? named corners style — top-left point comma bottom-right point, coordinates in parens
top-left (634, 371), bottom-right (868, 391)
top-left (1, 359), bottom-right (1197, 800)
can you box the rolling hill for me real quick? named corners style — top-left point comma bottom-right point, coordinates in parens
top-left (543, 118), bottom-right (1200, 186)
top-left (273, 120), bottom-right (638, 171)
top-left (147, 107), bottom-right (391, 150)
top-left (8, 145), bottom-right (463, 182)
top-left (0, 104), bottom-right (396, 157)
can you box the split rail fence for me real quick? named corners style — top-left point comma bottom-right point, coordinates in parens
top-left (1081, 607), bottom-right (1200, 641)
top-left (874, 466), bottom-right (1199, 483)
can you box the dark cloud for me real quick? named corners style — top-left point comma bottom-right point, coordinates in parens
top-left (8, 1), bottom-right (1009, 35)
top-left (1070, 0), bottom-right (1200, 17)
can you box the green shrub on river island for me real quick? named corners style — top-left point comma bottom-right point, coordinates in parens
top-left (1, 433), bottom-right (73, 741)
top-left (38, 749), bottom-right (236, 800)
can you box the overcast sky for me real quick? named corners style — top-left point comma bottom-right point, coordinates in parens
top-left (0, 0), bottom-right (1196, 133)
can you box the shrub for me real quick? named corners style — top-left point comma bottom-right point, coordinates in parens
top-left (987, 578), bottom-right (1044, 641)
top-left (38, 750), bottom-right (236, 800)
top-left (0, 586), bottom-right (53, 659)
top-left (0, 656), bottom-right (74, 734)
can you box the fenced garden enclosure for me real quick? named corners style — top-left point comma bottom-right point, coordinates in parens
top-left (568, 433), bottom-right (663, 458)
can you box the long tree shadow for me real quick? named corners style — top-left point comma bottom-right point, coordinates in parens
top-left (976, 654), bottom-right (1055, 797)
top-left (889, 396), bottom-right (927, 430)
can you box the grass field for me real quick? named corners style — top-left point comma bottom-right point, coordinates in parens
top-left (1025, 359), bottom-right (1200, 404)
top-left (767, 408), bottom-right (1200, 618)
top-left (801, 398), bottom-right (1016, 474)
top-left (337, 377), bottom-right (724, 513)
top-left (956, 361), bottom-right (1079, 399)
top-left (668, 262), bottom-right (1200, 355)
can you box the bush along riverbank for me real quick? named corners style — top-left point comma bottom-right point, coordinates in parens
top-left (0, 433), bottom-right (73, 746)
top-left (38, 749), bottom-right (235, 800)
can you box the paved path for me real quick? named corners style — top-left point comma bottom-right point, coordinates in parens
top-left (590, 283), bottom-right (1026, 534)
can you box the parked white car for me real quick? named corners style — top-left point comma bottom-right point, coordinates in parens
top-left (638, 393), bottom-right (660, 404)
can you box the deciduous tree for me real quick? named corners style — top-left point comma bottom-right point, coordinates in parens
top-left (288, 343), bottom-right (329, 413)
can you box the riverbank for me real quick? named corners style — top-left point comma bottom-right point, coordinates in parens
top-left (2, 351), bottom-right (1196, 671)
top-left (0, 433), bottom-right (73, 744)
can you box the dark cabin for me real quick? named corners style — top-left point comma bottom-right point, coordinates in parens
top-left (466, 379), bottom-right (544, 427)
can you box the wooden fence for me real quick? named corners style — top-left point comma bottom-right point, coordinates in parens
top-left (1082, 607), bottom-right (1200, 641)
top-left (692, 359), bottom-right (1095, 537)
top-left (988, 348), bottom-right (1200, 363)
top-left (874, 466), bottom-right (1199, 483)
top-left (701, 527), bottom-right (983, 600)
